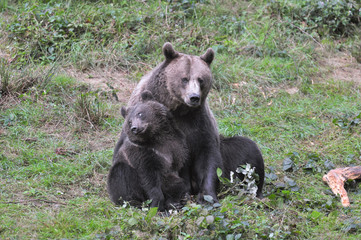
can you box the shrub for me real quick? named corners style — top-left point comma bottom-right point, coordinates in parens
top-left (268, 0), bottom-right (361, 37)
top-left (6, 1), bottom-right (141, 64)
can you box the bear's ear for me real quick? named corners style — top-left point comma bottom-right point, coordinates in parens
top-left (163, 42), bottom-right (179, 61)
top-left (141, 90), bottom-right (154, 102)
top-left (200, 48), bottom-right (214, 65)
top-left (121, 106), bottom-right (128, 118)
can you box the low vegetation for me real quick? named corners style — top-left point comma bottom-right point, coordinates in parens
top-left (1, 0), bottom-right (361, 239)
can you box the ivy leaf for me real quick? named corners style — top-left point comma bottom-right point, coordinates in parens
top-left (196, 216), bottom-right (205, 226)
top-left (213, 202), bottom-right (221, 208)
top-left (206, 215), bottom-right (214, 224)
top-left (203, 195), bottom-right (214, 204)
top-left (303, 160), bottom-right (316, 172)
top-left (284, 176), bottom-right (299, 191)
top-left (128, 217), bottom-right (138, 226)
top-left (266, 172), bottom-right (278, 181)
top-left (217, 168), bottom-right (223, 178)
top-left (284, 176), bottom-right (296, 187)
top-left (309, 210), bottom-right (322, 222)
top-left (275, 182), bottom-right (286, 189)
top-left (324, 160), bottom-right (335, 170)
top-left (145, 207), bottom-right (158, 222)
top-left (283, 157), bottom-right (295, 172)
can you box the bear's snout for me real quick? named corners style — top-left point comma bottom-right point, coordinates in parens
top-left (130, 125), bottom-right (145, 135)
top-left (131, 126), bottom-right (139, 134)
top-left (189, 93), bottom-right (200, 104)
top-left (184, 79), bottom-right (202, 107)
top-left (185, 93), bottom-right (201, 107)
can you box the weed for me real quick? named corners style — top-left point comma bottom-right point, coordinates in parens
top-left (74, 92), bottom-right (108, 128)
top-left (0, 58), bottom-right (10, 97)
top-left (0, 61), bottom-right (56, 103)
top-left (217, 164), bottom-right (259, 199)
top-left (333, 112), bottom-right (361, 131)
top-left (0, 0), bottom-right (7, 12)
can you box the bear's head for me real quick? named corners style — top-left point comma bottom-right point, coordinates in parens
top-left (162, 42), bottom-right (214, 108)
top-left (121, 91), bottom-right (173, 144)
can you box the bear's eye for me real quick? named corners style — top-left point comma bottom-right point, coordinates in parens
top-left (181, 77), bottom-right (188, 83)
top-left (137, 112), bottom-right (143, 118)
top-left (198, 78), bottom-right (204, 84)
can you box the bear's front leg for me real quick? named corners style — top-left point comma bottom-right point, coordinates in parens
top-left (137, 160), bottom-right (166, 211)
top-left (107, 161), bottom-right (146, 206)
top-left (112, 132), bottom-right (127, 163)
top-left (194, 146), bottom-right (223, 204)
top-left (146, 186), bottom-right (166, 211)
top-left (162, 172), bottom-right (189, 209)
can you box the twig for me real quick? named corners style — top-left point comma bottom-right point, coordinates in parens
top-left (165, 5), bottom-right (169, 29)
top-left (285, 20), bottom-right (323, 48)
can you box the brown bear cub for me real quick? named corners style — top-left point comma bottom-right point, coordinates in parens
top-left (220, 136), bottom-right (265, 198)
top-left (107, 91), bottom-right (188, 211)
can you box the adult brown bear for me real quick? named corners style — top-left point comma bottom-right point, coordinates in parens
top-left (113, 43), bottom-right (222, 202)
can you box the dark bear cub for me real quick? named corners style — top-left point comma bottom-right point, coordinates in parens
top-left (220, 136), bottom-right (265, 198)
top-left (107, 91), bottom-right (188, 211)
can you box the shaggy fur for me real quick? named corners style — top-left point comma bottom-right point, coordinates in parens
top-left (107, 91), bottom-right (188, 211)
top-left (220, 136), bottom-right (265, 198)
top-left (114, 43), bottom-right (222, 202)
top-left (110, 43), bottom-right (265, 204)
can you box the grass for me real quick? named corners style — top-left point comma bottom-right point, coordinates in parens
top-left (1, 0), bottom-right (361, 239)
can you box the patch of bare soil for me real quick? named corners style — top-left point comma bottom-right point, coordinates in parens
top-left (77, 130), bottom-right (118, 152)
top-left (63, 68), bottom-right (137, 104)
top-left (318, 51), bottom-right (361, 83)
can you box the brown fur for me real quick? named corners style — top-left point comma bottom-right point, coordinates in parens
top-left (124, 43), bottom-right (222, 202)
top-left (110, 43), bottom-right (265, 204)
top-left (108, 91), bottom-right (189, 211)
top-left (220, 136), bottom-right (265, 198)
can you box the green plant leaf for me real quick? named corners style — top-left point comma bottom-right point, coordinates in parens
top-left (146, 207), bottom-right (158, 222)
top-left (128, 217), bottom-right (138, 226)
top-left (283, 157), bottom-right (294, 172)
top-left (203, 195), bottom-right (214, 203)
top-left (217, 167), bottom-right (223, 178)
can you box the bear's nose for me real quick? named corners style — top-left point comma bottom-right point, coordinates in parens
top-left (189, 94), bottom-right (200, 104)
top-left (131, 126), bottom-right (139, 134)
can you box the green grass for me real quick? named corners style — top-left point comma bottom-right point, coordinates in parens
top-left (1, 0), bottom-right (361, 239)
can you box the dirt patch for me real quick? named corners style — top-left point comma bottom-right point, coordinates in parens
top-left (63, 68), bottom-right (137, 104)
top-left (318, 51), bottom-right (361, 83)
top-left (85, 131), bottom-right (117, 151)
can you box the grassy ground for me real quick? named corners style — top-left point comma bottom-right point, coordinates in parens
top-left (1, 0), bottom-right (361, 239)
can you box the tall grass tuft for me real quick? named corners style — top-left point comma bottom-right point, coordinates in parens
top-left (74, 92), bottom-right (108, 128)
top-left (0, 60), bottom-right (56, 98)
top-left (0, 58), bottom-right (10, 96)
top-left (0, 0), bottom-right (7, 12)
